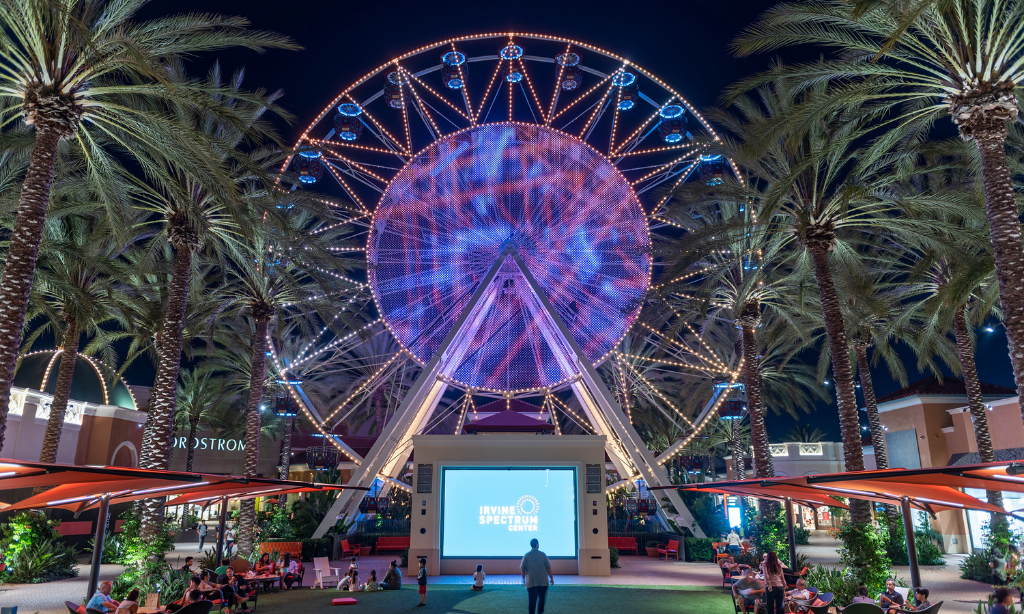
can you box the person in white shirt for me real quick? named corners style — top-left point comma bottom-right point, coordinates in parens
top-left (786, 579), bottom-right (813, 613)
top-left (472, 564), bottom-right (485, 591)
top-left (342, 569), bottom-right (361, 592)
top-left (114, 589), bottom-right (139, 614)
top-left (727, 528), bottom-right (742, 555)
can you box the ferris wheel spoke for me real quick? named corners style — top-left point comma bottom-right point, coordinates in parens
top-left (474, 58), bottom-right (505, 123)
top-left (515, 58), bottom-right (546, 121)
top-left (579, 84), bottom-right (615, 141)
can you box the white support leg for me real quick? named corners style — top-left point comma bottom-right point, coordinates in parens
top-left (510, 253), bottom-right (704, 538)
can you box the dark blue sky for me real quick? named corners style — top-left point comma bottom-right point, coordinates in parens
top-left (129, 0), bottom-right (1018, 440)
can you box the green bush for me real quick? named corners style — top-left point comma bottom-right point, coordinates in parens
top-left (838, 521), bottom-right (891, 588)
top-left (609, 547), bottom-right (620, 568)
top-left (960, 551), bottom-right (993, 582)
top-left (0, 512), bottom-right (79, 583)
top-left (110, 510), bottom-right (177, 595)
top-left (804, 564), bottom-right (862, 606)
top-left (745, 506), bottom-right (789, 565)
top-left (684, 537), bottom-right (715, 562)
top-left (916, 534), bottom-right (945, 566)
top-left (300, 537), bottom-right (333, 561)
top-left (645, 539), bottom-right (661, 549)
top-left (794, 526), bottom-right (811, 545)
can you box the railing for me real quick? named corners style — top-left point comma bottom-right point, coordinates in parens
top-left (352, 519), bottom-right (411, 534)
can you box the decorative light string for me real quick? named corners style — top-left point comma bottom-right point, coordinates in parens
top-left (322, 351), bottom-right (405, 424)
top-left (613, 98), bottom-right (676, 157)
top-left (546, 45), bottom-right (571, 124)
top-left (578, 68), bottom-right (619, 139)
top-left (657, 358), bottom-right (744, 464)
top-left (619, 361), bottom-right (696, 427)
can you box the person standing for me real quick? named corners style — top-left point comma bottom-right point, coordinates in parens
top-left (416, 557), bottom-right (427, 607)
top-left (198, 523), bottom-right (208, 551)
top-left (727, 528), bottom-right (742, 556)
top-left (225, 525), bottom-right (236, 558)
top-left (991, 547), bottom-right (1007, 586)
top-left (520, 538), bottom-right (554, 614)
top-left (760, 551), bottom-right (785, 614)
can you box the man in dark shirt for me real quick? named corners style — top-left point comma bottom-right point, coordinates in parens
top-left (880, 579), bottom-right (905, 614)
top-left (180, 557), bottom-right (194, 573)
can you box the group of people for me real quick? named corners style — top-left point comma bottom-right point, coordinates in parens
top-left (335, 558), bottom-right (403, 593)
top-left (195, 523), bottom-right (235, 558)
top-left (728, 551), bottom-right (937, 614)
top-left (85, 582), bottom-right (140, 614)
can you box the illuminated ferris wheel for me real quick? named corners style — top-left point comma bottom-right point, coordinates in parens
top-left (268, 33), bottom-right (743, 536)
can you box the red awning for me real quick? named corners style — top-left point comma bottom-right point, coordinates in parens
top-left (651, 460), bottom-right (1024, 517)
top-left (0, 458), bottom-right (364, 512)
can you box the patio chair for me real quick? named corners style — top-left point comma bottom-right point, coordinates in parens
top-left (837, 603), bottom-right (885, 614)
top-left (732, 583), bottom-right (762, 614)
top-left (65, 601), bottom-right (81, 614)
top-left (312, 556), bottom-right (340, 589)
top-left (230, 559), bottom-right (250, 575)
top-left (714, 542), bottom-right (731, 564)
top-left (722, 565), bottom-right (736, 587)
top-left (913, 602), bottom-right (943, 614)
top-left (176, 601), bottom-right (214, 614)
top-left (807, 592), bottom-right (834, 614)
top-left (86, 608), bottom-right (106, 614)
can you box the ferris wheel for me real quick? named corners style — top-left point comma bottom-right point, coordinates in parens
top-left (267, 33), bottom-right (744, 536)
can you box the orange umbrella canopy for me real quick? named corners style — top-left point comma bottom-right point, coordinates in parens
top-left (651, 460), bottom-right (1024, 517)
top-left (0, 458), bottom-right (364, 512)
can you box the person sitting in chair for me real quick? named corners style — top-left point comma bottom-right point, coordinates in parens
top-left (722, 556), bottom-right (749, 576)
top-left (786, 579), bottom-right (813, 613)
top-left (87, 581), bottom-right (118, 613)
top-left (879, 579), bottom-right (905, 614)
top-left (901, 588), bottom-right (931, 612)
top-left (852, 587), bottom-right (875, 604)
top-left (734, 570), bottom-right (766, 612)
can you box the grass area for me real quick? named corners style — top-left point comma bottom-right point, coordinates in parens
top-left (257, 584), bottom-right (734, 614)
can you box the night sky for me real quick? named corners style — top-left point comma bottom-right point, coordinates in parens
top-left (127, 0), bottom-right (1018, 442)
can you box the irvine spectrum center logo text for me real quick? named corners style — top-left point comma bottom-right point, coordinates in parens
top-left (479, 495), bottom-right (540, 531)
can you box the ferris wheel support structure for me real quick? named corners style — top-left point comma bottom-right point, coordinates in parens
top-left (313, 245), bottom-right (703, 539)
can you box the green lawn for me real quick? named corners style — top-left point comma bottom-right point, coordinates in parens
top-left (257, 584), bottom-right (733, 614)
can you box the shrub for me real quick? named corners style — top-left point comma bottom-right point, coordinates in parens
top-left (916, 534), bottom-right (945, 566)
top-left (110, 510), bottom-right (177, 595)
top-left (300, 538), bottom-right (333, 561)
top-left (0, 512), bottom-right (79, 583)
top-left (744, 506), bottom-right (788, 565)
top-left (645, 539), bottom-right (661, 549)
top-left (837, 521), bottom-right (891, 588)
top-left (794, 526), bottom-right (811, 545)
top-left (609, 547), bottom-right (620, 568)
top-left (684, 537), bottom-right (715, 562)
top-left (960, 551), bottom-right (993, 582)
top-left (804, 564), bottom-right (862, 606)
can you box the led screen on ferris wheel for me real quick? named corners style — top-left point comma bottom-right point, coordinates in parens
top-left (368, 123), bottom-right (651, 393)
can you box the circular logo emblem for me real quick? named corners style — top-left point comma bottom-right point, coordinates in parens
top-left (517, 495), bottom-right (539, 516)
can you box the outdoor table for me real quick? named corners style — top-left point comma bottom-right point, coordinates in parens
top-left (251, 575), bottom-right (281, 592)
top-left (138, 607), bottom-right (167, 614)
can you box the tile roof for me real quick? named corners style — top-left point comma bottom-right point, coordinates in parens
top-left (875, 375), bottom-right (1016, 404)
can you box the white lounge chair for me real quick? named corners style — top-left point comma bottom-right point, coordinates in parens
top-left (312, 557), bottom-right (340, 589)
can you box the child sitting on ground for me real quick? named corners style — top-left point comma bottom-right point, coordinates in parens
top-left (472, 564), bottom-right (485, 591)
top-left (364, 570), bottom-right (380, 592)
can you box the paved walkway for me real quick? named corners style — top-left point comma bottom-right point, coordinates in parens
top-left (0, 532), bottom-right (999, 614)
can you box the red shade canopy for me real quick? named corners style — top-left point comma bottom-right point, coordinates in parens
top-left (0, 458), bottom-right (364, 513)
top-left (651, 460), bottom-right (1024, 517)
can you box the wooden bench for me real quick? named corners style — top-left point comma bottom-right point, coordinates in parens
top-left (657, 539), bottom-right (679, 561)
top-left (375, 536), bottom-right (410, 553)
top-left (608, 536), bottom-right (638, 554)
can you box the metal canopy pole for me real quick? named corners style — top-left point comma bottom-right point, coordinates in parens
top-left (785, 497), bottom-right (797, 569)
top-left (901, 497), bottom-right (921, 590)
top-left (216, 496), bottom-right (229, 563)
top-left (86, 494), bottom-right (111, 602)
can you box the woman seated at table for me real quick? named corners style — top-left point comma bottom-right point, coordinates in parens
top-left (254, 554), bottom-right (274, 576)
top-left (223, 570), bottom-right (253, 613)
top-left (114, 589), bottom-right (139, 614)
top-left (166, 584), bottom-right (203, 613)
top-left (277, 553), bottom-right (299, 590)
top-left (200, 569), bottom-right (235, 604)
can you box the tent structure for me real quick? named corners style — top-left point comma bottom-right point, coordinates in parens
top-left (0, 459), bottom-right (364, 600)
top-left (651, 460), bottom-right (1024, 589)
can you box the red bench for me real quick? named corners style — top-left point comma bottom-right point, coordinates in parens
top-left (657, 539), bottom-right (680, 561)
top-left (375, 536), bottom-right (410, 553)
top-left (608, 536), bottom-right (638, 554)
top-left (56, 521), bottom-right (93, 536)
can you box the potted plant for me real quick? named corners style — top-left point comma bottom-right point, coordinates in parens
top-left (646, 540), bottom-right (660, 557)
top-left (360, 544), bottom-right (372, 556)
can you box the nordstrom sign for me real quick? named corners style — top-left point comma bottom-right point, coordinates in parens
top-left (173, 436), bottom-right (246, 452)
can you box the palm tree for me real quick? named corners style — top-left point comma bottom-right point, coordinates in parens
top-left (699, 79), bottom-right (962, 524)
top-left (784, 424), bottom-right (828, 443)
top-left (23, 212), bottom-right (136, 466)
top-left (173, 366), bottom-right (229, 529)
top-left (732, 0), bottom-right (1024, 428)
top-left (132, 67), bottom-right (292, 537)
top-left (0, 0), bottom-right (297, 452)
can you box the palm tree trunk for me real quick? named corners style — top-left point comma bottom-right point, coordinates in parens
top-left (807, 242), bottom-right (870, 524)
top-left (181, 418), bottom-right (199, 533)
top-left (971, 120), bottom-right (1024, 431)
top-left (279, 415), bottom-right (294, 480)
top-left (953, 307), bottom-right (1008, 532)
top-left (853, 342), bottom-right (888, 470)
top-left (0, 128), bottom-right (63, 454)
top-left (741, 321), bottom-right (775, 479)
top-left (238, 305), bottom-right (272, 559)
top-left (38, 317), bottom-right (79, 464)
top-left (139, 243), bottom-right (193, 540)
